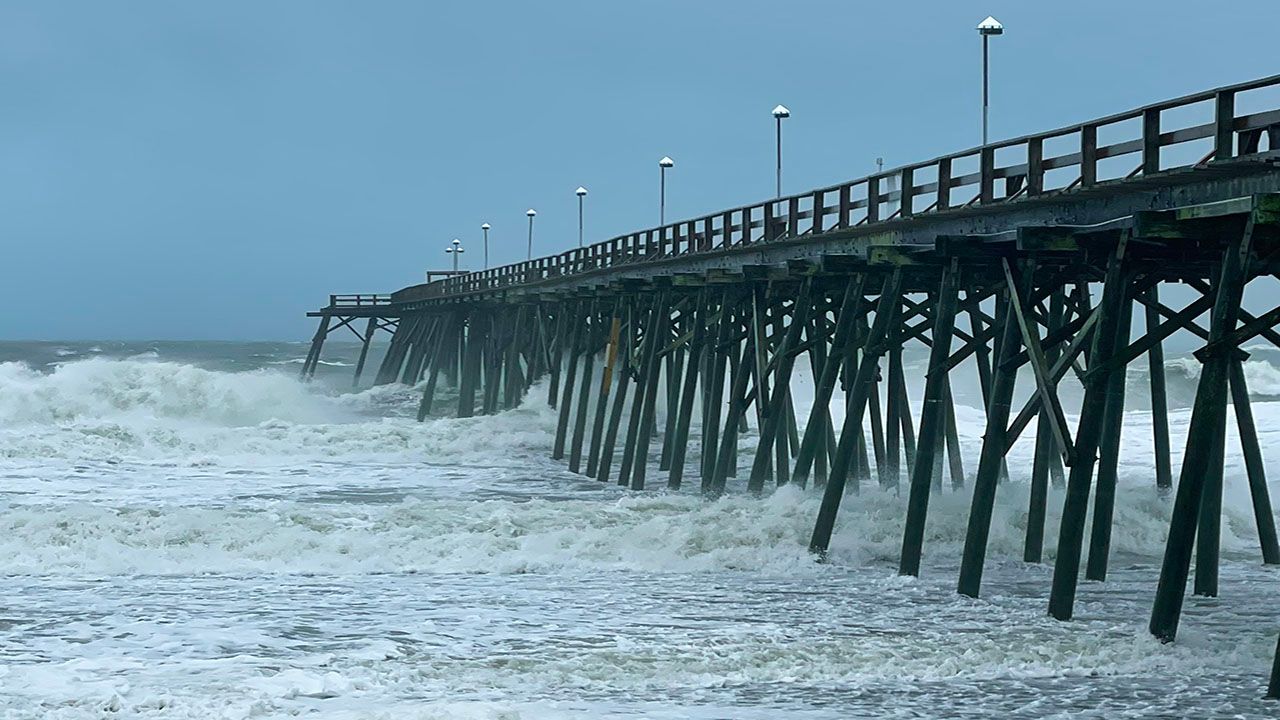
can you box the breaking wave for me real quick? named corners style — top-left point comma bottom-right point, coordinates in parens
top-left (1163, 356), bottom-right (1280, 396)
top-left (0, 482), bottom-right (1265, 578)
top-left (0, 358), bottom-right (548, 463)
top-left (0, 356), bottom-right (1272, 577)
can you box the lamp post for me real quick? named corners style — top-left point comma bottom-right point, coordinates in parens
top-left (481, 223), bottom-right (490, 269)
top-left (977, 16), bottom-right (1003, 146)
top-left (575, 186), bottom-right (587, 248)
top-left (445, 238), bottom-right (464, 273)
top-left (526, 209), bottom-right (536, 260)
top-left (772, 105), bottom-right (790, 198)
top-left (659, 156), bottom-right (674, 225)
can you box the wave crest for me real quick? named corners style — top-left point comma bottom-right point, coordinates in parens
top-left (0, 358), bottom-right (341, 426)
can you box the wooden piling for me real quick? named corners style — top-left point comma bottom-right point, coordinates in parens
top-left (1048, 235), bottom-right (1131, 619)
top-left (1145, 286), bottom-right (1174, 491)
top-left (1086, 293), bottom-right (1134, 582)
top-left (900, 261), bottom-right (960, 576)
top-left (596, 306), bottom-right (636, 484)
top-left (553, 301), bottom-right (585, 460)
top-left (668, 291), bottom-right (708, 489)
top-left (586, 307), bottom-right (622, 478)
top-left (749, 280), bottom-right (812, 493)
top-left (1269, 633), bottom-right (1280, 699)
top-left (630, 294), bottom-right (671, 490)
top-left (792, 279), bottom-right (865, 487)
top-left (701, 292), bottom-right (735, 492)
top-left (657, 347), bottom-right (681, 472)
top-left (884, 343), bottom-right (904, 490)
top-left (1228, 357), bottom-right (1280, 565)
top-left (810, 270), bottom-right (903, 555)
top-left (457, 313), bottom-right (484, 418)
top-left (957, 270), bottom-right (1024, 599)
top-left (710, 318), bottom-right (758, 495)
top-left (352, 317), bottom-right (378, 389)
top-left (1150, 220), bottom-right (1254, 641)
top-left (568, 303), bottom-right (599, 474)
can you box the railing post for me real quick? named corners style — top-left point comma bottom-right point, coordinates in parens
top-left (787, 196), bottom-right (801, 237)
top-left (701, 217), bottom-right (713, 251)
top-left (900, 167), bottom-right (915, 217)
top-left (867, 177), bottom-right (880, 223)
top-left (1027, 137), bottom-right (1044, 196)
top-left (763, 201), bottom-right (776, 241)
top-left (721, 211), bottom-right (733, 247)
top-left (811, 190), bottom-right (824, 234)
top-left (838, 184), bottom-right (851, 228)
top-left (979, 147), bottom-right (995, 203)
top-left (1142, 108), bottom-right (1161, 175)
top-left (933, 157), bottom-right (951, 211)
top-left (1081, 124), bottom-right (1098, 187)
top-left (1215, 90), bottom-right (1236, 161)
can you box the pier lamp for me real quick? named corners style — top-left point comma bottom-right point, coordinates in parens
top-left (977, 16), bottom-right (1003, 146)
top-left (772, 105), bottom-right (790, 198)
top-left (481, 223), bottom-right (490, 269)
top-left (446, 238), bottom-right (465, 273)
top-left (659, 156), bottom-right (674, 225)
top-left (526, 209), bottom-right (537, 260)
top-left (576, 187), bottom-right (588, 248)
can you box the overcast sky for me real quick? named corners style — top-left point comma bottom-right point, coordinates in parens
top-left (3, 1), bottom-right (1277, 340)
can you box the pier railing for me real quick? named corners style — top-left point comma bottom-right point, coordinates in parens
top-left (328, 294), bottom-right (392, 308)
top-left (424, 74), bottom-right (1280, 299)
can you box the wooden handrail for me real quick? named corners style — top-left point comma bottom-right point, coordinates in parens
top-left (329, 294), bottom-right (392, 307)
top-left (418, 75), bottom-right (1280, 299)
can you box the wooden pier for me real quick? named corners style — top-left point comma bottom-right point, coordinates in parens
top-left (306, 74), bottom-right (1280, 692)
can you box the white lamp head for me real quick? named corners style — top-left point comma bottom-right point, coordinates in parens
top-left (481, 223), bottom-right (490, 230)
top-left (977, 16), bottom-right (1003, 35)
top-left (772, 104), bottom-right (791, 119)
top-left (576, 186), bottom-right (588, 197)
top-left (659, 156), bottom-right (674, 168)
top-left (526, 208), bottom-right (537, 217)
top-left (452, 238), bottom-right (460, 246)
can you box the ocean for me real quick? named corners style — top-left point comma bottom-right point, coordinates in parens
top-left (2, 340), bottom-right (1279, 718)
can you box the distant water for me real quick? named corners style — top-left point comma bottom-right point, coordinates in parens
top-left (2, 340), bottom-right (1279, 718)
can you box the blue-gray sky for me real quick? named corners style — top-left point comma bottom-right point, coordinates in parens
top-left (3, 1), bottom-right (1276, 340)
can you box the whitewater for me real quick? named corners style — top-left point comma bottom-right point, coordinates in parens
top-left (2, 340), bottom-right (1279, 719)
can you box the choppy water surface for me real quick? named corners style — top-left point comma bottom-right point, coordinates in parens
top-left (2, 340), bottom-right (1279, 718)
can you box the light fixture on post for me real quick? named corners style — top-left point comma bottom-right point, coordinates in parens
top-left (659, 156), bottom-right (674, 225)
top-left (481, 223), bottom-right (491, 269)
top-left (772, 104), bottom-right (790, 198)
top-left (977, 16), bottom-right (1004, 146)
top-left (445, 238), bottom-right (465, 273)
top-left (575, 187), bottom-right (588, 248)
top-left (526, 209), bottom-right (537, 260)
